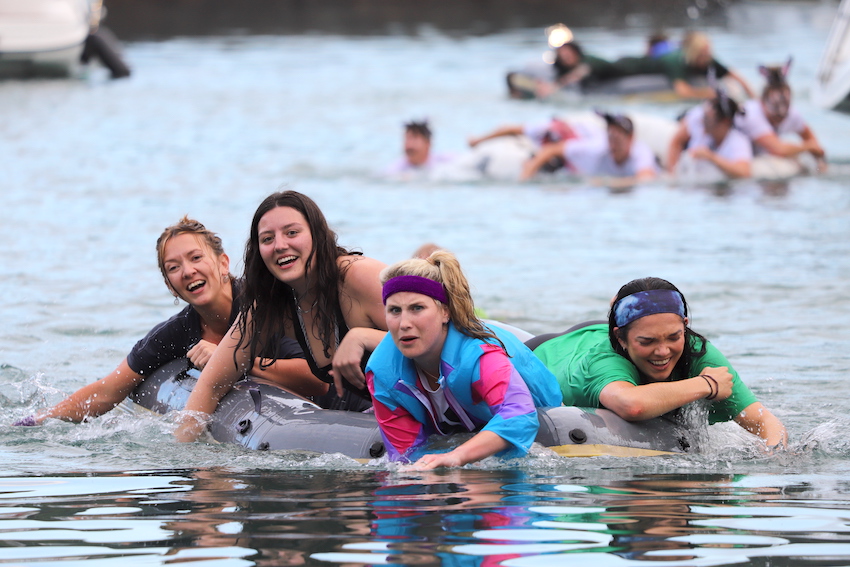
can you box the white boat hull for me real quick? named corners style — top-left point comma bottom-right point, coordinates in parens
top-left (814, 0), bottom-right (850, 110)
top-left (0, 0), bottom-right (92, 77)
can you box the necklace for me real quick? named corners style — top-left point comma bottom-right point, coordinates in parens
top-left (291, 287), bottom-right (317, 314)
top-left (417, 363), bottom-right (440, 382)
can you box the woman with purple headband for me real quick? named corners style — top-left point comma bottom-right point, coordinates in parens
top-left (365, 250), bottom-right (562, 469)
top-left (533, 277), bottom-right (787, 450)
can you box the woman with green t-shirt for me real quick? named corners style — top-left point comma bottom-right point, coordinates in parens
top-left (532, 277), bottom-right (787, 450)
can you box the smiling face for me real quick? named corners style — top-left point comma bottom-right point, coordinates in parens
top-left (257, 206), bottom-right (313, 288)
top-left (616, 313), bottom-right (687, 382)
top-left (385, 291), bottom-right (449, 369)
top-left (162, 233), bottom-right (230, 307)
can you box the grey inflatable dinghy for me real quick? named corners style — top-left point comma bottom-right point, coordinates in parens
top-left (131, 355), bottom-right (691, 460)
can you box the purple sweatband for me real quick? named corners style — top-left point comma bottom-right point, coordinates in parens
top-left (382, 275), bottom-right (448, 305)
top-left (613, 289), bottom-right (685, 328)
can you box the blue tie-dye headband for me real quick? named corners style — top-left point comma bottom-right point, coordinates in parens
top-left (613, 289), bottom-right (686, 328)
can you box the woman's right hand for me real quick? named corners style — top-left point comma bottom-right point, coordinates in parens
top-left (698, 366), bottom-right (733, 400)
top-left (175, 317), bottom-right (251, 442)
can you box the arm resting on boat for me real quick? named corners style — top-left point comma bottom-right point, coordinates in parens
top-left (468, 125), bottom-right (524, 148)
top-left (754, 129), bottom-right (824, 160)
top-left (175, 318), bottom-right (252, 442)
top-left (521, 141), bottom-right (565, 180)
top-left (599, 366), bottom-right (733, 421)
top-left (689, 146), bottom-right (752, 178)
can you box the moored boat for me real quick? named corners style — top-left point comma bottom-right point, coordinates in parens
top-left (813, 0), bottom-right (850, 112)
top-left (0, 0), bottom-right (129, 79)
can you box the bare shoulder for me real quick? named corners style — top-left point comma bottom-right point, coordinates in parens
top-left (337, 255), bottom-right (387, 329)
top-left (338, 255), bottom-right (386, 292)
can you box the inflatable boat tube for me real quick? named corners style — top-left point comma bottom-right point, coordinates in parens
top-left (130, 358), bottom-right (387, 460)
top-left (507, 64), bottom-right (747, 104)
top-left (129, 320), bottom-right (693, 460)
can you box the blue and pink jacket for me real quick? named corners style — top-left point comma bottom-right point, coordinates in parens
top-left (365, 323), bottom-right (562, 462)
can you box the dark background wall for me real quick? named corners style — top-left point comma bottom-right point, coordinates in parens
top-left (102, 0), bottom-right (740, 40)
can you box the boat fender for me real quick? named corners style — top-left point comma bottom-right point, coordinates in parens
top-left (81, 27), bottom-right (131, 79)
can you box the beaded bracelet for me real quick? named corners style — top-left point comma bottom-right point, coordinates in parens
top-left (700, 374), bottom-right (719, 400)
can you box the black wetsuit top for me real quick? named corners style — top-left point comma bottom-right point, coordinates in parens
top-left (127, 279), bottom-right (304, 375)
top-left (289, 298), bottom-right (373, 412)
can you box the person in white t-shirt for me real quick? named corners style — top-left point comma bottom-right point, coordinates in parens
top-left (469, 116), bottom-right (577, 150)
top-left (468, 116), bottom-right (603, 175)
top-left (384, 120), bottom-right (456, 179)
top-left (520, 112), bottom-right (658, 184)
top-left (667, 92), bottom-right (752, 179)
top-left (735, 59), bottom-right (825, 170)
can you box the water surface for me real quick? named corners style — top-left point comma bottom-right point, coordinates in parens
top-left (2, 2), bottom-right (850, 564)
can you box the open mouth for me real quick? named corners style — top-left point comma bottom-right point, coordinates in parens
top-left (187, 280), bottom-right (206, 292)
top-left (649, 357), bottom-right (671, 368)
top-left (277, 255), bottom-right (297, 267)
top-left (399, 335), bottom-right (418, 345)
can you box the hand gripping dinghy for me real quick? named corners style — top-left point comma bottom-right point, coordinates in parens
top-left (131, 326), bottom-right (692, 460)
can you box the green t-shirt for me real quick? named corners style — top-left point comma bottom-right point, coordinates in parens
top-left (533, 323), bottom-right (757, 424)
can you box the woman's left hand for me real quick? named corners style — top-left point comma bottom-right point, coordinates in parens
top-left (330, 328), bottom-right (370, 395)
top-left (187, 340), bottom-right (217, 370)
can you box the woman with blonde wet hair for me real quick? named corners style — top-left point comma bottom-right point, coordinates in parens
top-left (365, 250), bottom-right (561, 469)
top-left (14, 216), bottom-right (318, 425)
top-left (610, 30), bottom-right (754, 100)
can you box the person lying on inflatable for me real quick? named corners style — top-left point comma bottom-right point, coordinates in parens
top-left (736, 58), bottom-right (826, 172)
top-left (521, 111), bottom-right (658, 186)
top-left (366, 250), bottom-right (562, 469)
top-left (383, 120), bottom-right (457, 180)
top-left (533, 277), bottom-right (787, 451)
top-left (14, 217), bottom-right (320, 426)
top-left (667, 90), bottom-right (753, 180)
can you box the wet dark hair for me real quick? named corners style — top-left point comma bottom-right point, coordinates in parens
top-left (236, 190), bottom-right (357, 370)
top-left (404, 121), bottom-right (432, 141)
top-left (554, 41), bottom-right (584, 76)
top-left (560, 40), bottom-right (584, 59)
top-left (709, 89), bottom-right (740, 122)
top-left (608, 277), bottom-right (708, 382)
top-left (597, 110), bottom-right (634, 136)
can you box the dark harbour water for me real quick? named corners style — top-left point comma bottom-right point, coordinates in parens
top-left (3, 1), bottom-right (850, 565)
